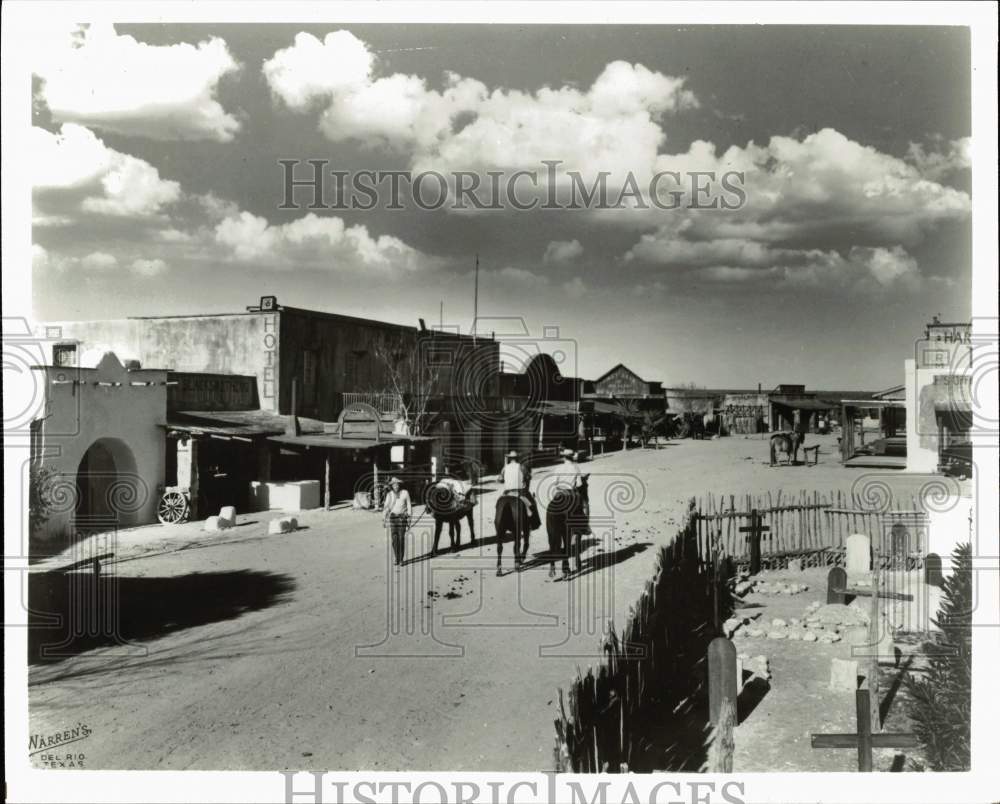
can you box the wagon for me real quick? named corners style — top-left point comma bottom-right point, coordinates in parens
top-left (156, 485), bottom-right (191, 524)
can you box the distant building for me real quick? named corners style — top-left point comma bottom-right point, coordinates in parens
top-left (905, 320), bottom-right (973, 473)
top-left (768, 384), bottom-right (836, 433)
top-left (721, 392), bottom-right (769, 434)
top-left (591, 364), bottom-right (664, 409)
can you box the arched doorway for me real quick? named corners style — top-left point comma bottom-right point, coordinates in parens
top-left (75, 437), bottom-right (139, 532)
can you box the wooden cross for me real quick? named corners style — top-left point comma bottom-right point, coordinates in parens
top-left (739, 509), bottom-right (770, 575)
top-left (811, 689), bottom-right (919, 771)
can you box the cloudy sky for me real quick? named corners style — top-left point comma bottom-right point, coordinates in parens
top-left (30, 23), bottom-right (971, 389)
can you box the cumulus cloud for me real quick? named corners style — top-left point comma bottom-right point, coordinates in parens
top-left (213, 210), bottom-right (437, 274)
top-left (81, 252), bottom-right (119, 270)
top-left (621, 128), bottom-right (970, 291)
top-left (686, 245), bottom-right (924, 292)
top-left (130, 258), bottom-right (168, 276)
top-left (543, 239), bottom-right (584, 264)
top-left (906, 137), bottom-right (971, 181)
top-left (32, 124), bottom-right (181, 218)
top-left (32, 246), bottom-right (168, 276)
top-left (33, 23), bottom-right (241, 142)
top-left (263, 30), bottom-right (697, 166)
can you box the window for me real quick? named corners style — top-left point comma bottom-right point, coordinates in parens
top-left (53, 343), bottom-right (77, 367)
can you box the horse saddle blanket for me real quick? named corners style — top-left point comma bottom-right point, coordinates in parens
top-left (498, 491), bottom-right (541, 530)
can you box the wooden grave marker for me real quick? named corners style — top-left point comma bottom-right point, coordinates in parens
top-left (811, 688), bottom-right (918, 771)
top-left (739, 509), bottom-right (770, 575)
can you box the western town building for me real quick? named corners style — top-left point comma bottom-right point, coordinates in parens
top-left (33, 299), bottom-right (605, 542)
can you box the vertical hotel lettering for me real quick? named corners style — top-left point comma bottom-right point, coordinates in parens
top-left (262, 313), bottom-right (278, 409)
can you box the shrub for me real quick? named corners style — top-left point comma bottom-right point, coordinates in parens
top-left (904, 542), bottom-right (972, 771)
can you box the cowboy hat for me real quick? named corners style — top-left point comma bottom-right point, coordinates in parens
top-left (560, 448), bottom-right (575, 458)
top-left (389, 476), bottom-right (401, 484)
top-left (506, 450), bottom-right (519, 458)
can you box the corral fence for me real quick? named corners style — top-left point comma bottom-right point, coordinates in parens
top-left (693, 490), bottom-right (930, 570)
top-left (553, 501), bottom-right (731, 773)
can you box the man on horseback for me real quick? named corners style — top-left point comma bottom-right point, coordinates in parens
top-left (545, 448), bottom-right (590, 579)
top-left (494, 450), bottom-right (536, 575)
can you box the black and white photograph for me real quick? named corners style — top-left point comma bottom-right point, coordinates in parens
top-left (3, 3), bottom-right (998, 803)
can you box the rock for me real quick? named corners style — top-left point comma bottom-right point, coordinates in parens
top-left (829, 658), bottom-right (859, 691)
top-left (747, 627), bottom-right (766, 638)
top-left (750, 655), bottom-right (770, 680)
top-left (787, 558), bottom-right (804, 572)
top-left (802, 631), bottom-right (818, 642)
top-left (267, 517), bottom-right (298, 535)
top-left (771, 618), bottom-right (787, 628)
top-left (218, 505), bottom-right (237, 525)
top-left (815, 603), bottom-right (867, 627)
top-left (203, 516), bottom-right (224, 532)
top-left (767, 630), bottom-right (787, 640)
top-left (786, 630), bottom-right (802, 640)
top-left (790, 618), bottom-right (801, 626)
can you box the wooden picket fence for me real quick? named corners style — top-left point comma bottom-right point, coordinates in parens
top-left (693, 490), bottom-right (929, 569)
top-left (553, 501), bottom-right (727, 772)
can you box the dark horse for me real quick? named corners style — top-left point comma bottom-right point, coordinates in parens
top-left (545, 476), bottom-right (590, 578)
top-left (425, 482), bottom-right (476, 555)
top-left (494, 493), bottom-right (532, 575)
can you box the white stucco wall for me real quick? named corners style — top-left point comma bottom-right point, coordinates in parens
top-left (32, 352), bottom-right (167, 542)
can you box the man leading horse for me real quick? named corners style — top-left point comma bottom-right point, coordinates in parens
top-left (544, 448), bottom-right (590, 579)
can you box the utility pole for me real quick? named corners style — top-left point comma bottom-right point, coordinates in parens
top-left (473, 253), bottom-right (479, 342)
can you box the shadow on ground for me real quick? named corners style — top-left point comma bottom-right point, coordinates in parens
top-left (28, 570), bottom-right (295, 665)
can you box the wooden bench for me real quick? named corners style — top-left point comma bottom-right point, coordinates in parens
top-left (802, 445), bottom-right (820, 465)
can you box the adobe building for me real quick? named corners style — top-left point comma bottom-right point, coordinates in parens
top-left (904, 319), bottom-right (973, 473)
top-left (40, 295), bottom-right (500, 424)
top-left (30, 352), bottom-right (168, 544)
top-left (768, 384), bottom-right (836, 433)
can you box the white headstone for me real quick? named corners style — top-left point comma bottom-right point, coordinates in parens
top-left (218, 506), bottom-right (237, 526)
top-left (845, 533), bottom-right (871, 574)
top-left (203, 515), bottom-right (222, 532)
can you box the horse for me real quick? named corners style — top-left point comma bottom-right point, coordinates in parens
top-left (689, 413), bottom-right (706, 440)
top-left (545, 475), bottom-right (590, 579)
top-left (770, 431), bottom-right (804, 465)
top-left (425, 481), bottom-right (476, 555)
top-left (494, 493), bottom-right (532, 575)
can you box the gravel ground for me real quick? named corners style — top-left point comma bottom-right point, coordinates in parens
top-left (28, 434), bottom-right (964, 771)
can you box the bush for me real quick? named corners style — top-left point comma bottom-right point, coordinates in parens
top-left (904, 542), bottom-right (972, 771)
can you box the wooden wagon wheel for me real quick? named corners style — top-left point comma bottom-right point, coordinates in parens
top-left (157, 490), bottom-right (190, 524)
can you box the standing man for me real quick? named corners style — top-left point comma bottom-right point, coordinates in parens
top-left (382, 477), bottom-right (411, 567)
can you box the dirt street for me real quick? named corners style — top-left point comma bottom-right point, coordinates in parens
top-left (28, 435), bottom-right (963, 770)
